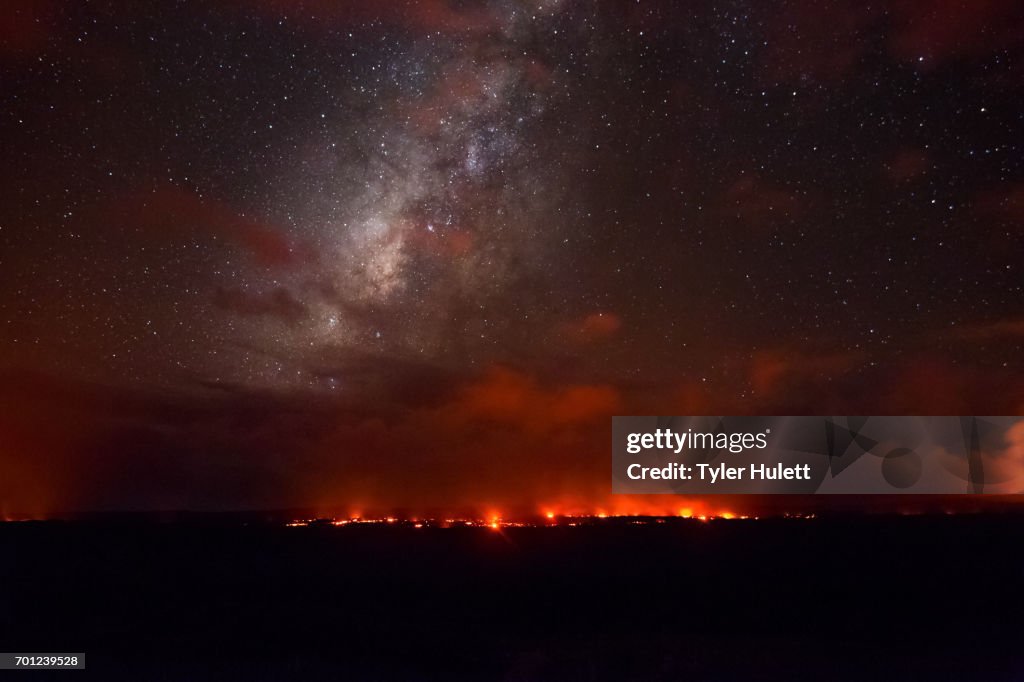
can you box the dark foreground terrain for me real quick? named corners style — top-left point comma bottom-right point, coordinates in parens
top-left (2, 515), bottom-right (1023, 681)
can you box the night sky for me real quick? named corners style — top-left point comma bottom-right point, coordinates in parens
top-left (1, 0), bottom-right (1023, 516)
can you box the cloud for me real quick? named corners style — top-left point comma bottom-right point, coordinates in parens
top-left (883, 149), bottom-right (931, 183)
top-left (717, 176), bottom-right (805, 227)
top-left (0, 369), bottom-right (346, 516)
top-left (0, 365), bottom-right (623, 517)
top-left (4, 351), bottom-right (1023, 518)
top-left (1002, 421), bottom-right (1024, 462)
top-left (757, 0), bottom-right (881, 84)
top-left (863, 357), bottom-right (1024, 415)
top-left (561, 312), bottom-right (623, 344)
top-left (288, 365), bottom-right (624, 515)
top-left (887, 0), bottom-right (1024, 68)
top-left (441, 365), bottom-right (621, 432)
top-left (213, 286), bottom-right (308, 325)
top-left (100, 185), bottom-right (300, 267)
top-left (0, 0), bottom-right (59, 57)
top-left (952, 317), bottom-right (1024, 342)
top-left (976, 182), bottom-right (1024, 222)
top-left (753, 0), bottom-right (1024, 83)
top-left (749, 349), bottom-right (861, 395)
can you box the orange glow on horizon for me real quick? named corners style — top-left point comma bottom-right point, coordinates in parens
top-left (281, 509), bottom-right (787, 530)
top-left (292, 492), bottom-right (951, 525)
top-left (299, 500), bottom-right (757, 525)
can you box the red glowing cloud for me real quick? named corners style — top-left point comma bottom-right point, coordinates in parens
top-left (888, 0), bottom-right (1024, 67)
top-left (749, 349), bottom-right (861, 395)
top-left (562, 312), bottom-right (623, 344)
top-left (0, 0), bottom-right (58, 57)
top-left (758, 0), bottom-right (880, 84)
top-left (884, 149), bottom-right (932, 183)
top-left (718, 176), bottom-right (805, 228)
top-left (98, 185), bottom-right (301, 268)
top-left (444, 365), bottom-right (621, 433)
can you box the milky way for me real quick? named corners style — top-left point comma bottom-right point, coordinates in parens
top-left (255, 2), bottom-right (583, 388)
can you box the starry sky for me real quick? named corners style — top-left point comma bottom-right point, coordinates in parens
top-left (1, 0), bottom-right (1023, 516)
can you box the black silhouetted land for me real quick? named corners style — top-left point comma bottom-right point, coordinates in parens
top-left (1, 514), bottom-right (1021, 680)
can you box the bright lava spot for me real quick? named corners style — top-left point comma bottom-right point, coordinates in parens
top-left (280, 512), bottom-right (780, 531)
